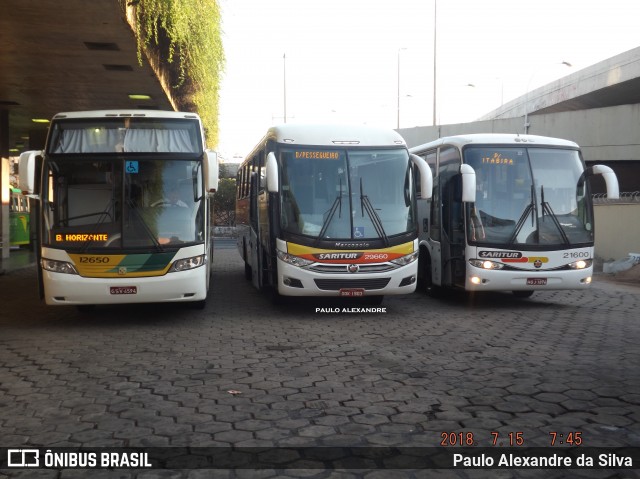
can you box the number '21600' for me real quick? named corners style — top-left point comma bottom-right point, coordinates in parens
top-left (563, 252), bottom-right (590, 259)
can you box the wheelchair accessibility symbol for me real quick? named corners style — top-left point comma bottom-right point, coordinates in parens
top-left (353, 226), bottom-right (365, 238)
top-left (125, 161), bottom-right (139, 174)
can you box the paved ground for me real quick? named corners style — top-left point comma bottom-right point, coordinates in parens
top-left (1, 240), bottom-right (639, 478)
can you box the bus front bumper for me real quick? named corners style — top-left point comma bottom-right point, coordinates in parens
top-left (276, 259), bottom-right (418, 297)
top-left (42, 268), bottom-right (208, 305)
top-left (465, 265), bottom-right (593, 292)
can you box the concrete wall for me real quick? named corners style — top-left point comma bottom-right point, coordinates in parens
top-left (594, 202), bottom-right (640, 261)
top-left (398, 103), bottom-right (640, 167)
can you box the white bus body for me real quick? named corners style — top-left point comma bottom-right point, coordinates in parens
top-left (410, 134), bottom-right (619, 297)
top-left (20, 110), bottom-right (219, 308)
top-left (235, 124), bottom-right (432, 303)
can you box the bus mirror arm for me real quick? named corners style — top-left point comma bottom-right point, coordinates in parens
top-left (266, 152), bottom-right (279, 193)
top-left (206, 150), bottom-right (219, 193)
top-left (459, 164), bottom-right (476, 203)
top-left (410, 154), bottom-right (432, 199)
top-left (590, 164), bottom-right (619, 199)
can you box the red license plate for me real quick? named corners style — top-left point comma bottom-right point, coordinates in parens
top-left (110, 286), bottom-right (137, 295)
top-left (339, 288), bottom-right (365, 297)
top-left (526, 278), bottom-right (547, 286)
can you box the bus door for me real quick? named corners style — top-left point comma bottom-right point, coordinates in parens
top-left (249, 170), bottom-right (263, 290)
top-left (438, 147), bottom-right (466, 288)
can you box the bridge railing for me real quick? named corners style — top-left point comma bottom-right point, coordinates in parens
top-left (592, 191), bottom-right (640, 204)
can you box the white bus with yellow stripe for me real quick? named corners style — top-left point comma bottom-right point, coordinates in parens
top-left (19, 110), bottom-right (219, 308)
top-left (235, 124), bottom-right (432, 303)
top-left (410, 134), bottom-right (619, 297)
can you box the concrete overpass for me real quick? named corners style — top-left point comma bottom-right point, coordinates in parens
top-left (399, 47), bottom-right (640, 194)
top-left (0, 0), bottom-right (175, 154)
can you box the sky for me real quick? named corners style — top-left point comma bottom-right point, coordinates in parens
top-left (216, 0), bottom-right (640, 160)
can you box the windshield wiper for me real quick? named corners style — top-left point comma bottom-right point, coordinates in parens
top-left (126, 198), bottom-right (165, 252)
top-left (360, 178), bottom-right (389, 246)
top-left (507, 185), bottom-right (536, 246)
top-left (540, 185), bottom-right (570, 245)
top-left (315, 178), bottom-right (343, 244)
top-left (80, 203), bottom-right (115, 252)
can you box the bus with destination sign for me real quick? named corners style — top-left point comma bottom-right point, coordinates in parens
top-left (409, 134), bottom-right (619, 297)
top-left (19, 110), bottom-right (219, 308)
top-left (235, 124), bottom-right (433, 303)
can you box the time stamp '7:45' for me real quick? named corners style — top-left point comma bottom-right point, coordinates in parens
top-left (440, 432), bottom-right (584, 447)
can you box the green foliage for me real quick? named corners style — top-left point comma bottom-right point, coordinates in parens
top-left (130, 0), bottom-right (224, 147)
top-left (213, 178), bottom-right (237, 226)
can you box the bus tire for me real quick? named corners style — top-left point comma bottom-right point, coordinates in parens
top-left (76, 305), bottom-right (96, 313)
top-left (512, 290), bottom-right (534, 298)
top-left (190, 299), bottom-right (207, 310)
top-left (365, 295), bottom-right (384, 306)
top-left (422, 255), bottom-right (442, 297)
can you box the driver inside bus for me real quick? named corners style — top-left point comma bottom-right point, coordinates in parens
top-left (153, 186), bottom-right (187, 207)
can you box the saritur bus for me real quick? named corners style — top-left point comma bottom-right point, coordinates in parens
top-left (19, 110), bottom-right (218, 309)
top-left (235, 124), bottom-right (432, 304)
top-left (409, 133), bottom-right (619, 297)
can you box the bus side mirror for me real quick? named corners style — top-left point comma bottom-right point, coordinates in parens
top-left (18, 150), bottom-right (40, 195)
top-left (591, 164), bottom-right (619, 199)
top-left (206, 150), bottom-right (219, 193)
top-left (266, 152), bottom-right (279, 193)
top-left (460, 164), bottom-right (476, 203)
top-left (410, 154), bottom-right (432, 199)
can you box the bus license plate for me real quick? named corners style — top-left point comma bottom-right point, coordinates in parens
top-left (339, 288), bottom-right (365, 297)
top-left (110, 286), bottom-right (137, 295)
top-left (526, 278), bottom-right (547, 286)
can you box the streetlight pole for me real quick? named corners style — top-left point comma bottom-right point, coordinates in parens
top-left (432, 0), bottom-right (437, 126)
top-left (283, 53), bottom-right (287, 124)
top-left (397, 48), bottom-right (407, 129)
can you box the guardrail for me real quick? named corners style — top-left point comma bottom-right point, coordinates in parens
top-left (592, 191), bottom-right (640, 204)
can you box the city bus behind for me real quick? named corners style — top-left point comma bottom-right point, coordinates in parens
top-left (9, 187), bottom-right (30, 247)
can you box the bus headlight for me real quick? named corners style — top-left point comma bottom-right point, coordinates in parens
top-left (390, 251), bottom-right (419, 266)
top-left (568, 259), bottom-right (592, 270)
top-left (469, 259), bottom-right (504, 270)
top-left (42, 258), bottom-right (79, 275)
top-left (276, 250), bottom-right (313, 267)
top-left (170, 254), bottom-right (205, 272)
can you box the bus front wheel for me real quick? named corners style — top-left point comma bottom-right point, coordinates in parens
top-left (512, 290), bottom-right (534, 298)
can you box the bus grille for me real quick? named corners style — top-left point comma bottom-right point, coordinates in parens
top-left (314, 278), bottom-right (391, 291)
top-left (309, 263), bottom-right (396, 274)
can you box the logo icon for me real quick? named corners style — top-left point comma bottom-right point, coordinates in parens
top-left (7, 449), bottom-right (40, 467)
top-left (118, 267), bottom-right (128, 275)
top-left (125, 161), bottom-right (139, 174)
top-left (533, 259), bottom-right (543, 269)
top-left (347, 264), bottom-right (359, 273)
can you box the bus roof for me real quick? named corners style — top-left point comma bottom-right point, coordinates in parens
top-left (264, 124), bottom-right (407, 148)
top-left (410, 133), bottom-right (579, 152)
top-left (51, 110), bottom-right (201, 121)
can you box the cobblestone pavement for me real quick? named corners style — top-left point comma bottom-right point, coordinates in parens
top-left (1, 241), bottom-right (639, 479)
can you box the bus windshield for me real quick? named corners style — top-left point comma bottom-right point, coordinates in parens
top-left (279, 147), bottom-right (415, 240)
top-left (42, 157), bottom-right (205, 250)
top-left (465, 147), bottom-right (593, 247)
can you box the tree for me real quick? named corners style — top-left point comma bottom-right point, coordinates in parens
top-left (213, 178), bottom-right (236, 226)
